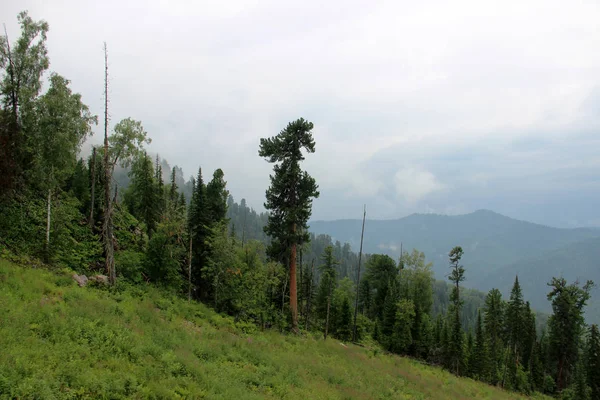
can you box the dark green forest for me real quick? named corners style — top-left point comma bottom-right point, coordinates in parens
top-left (0, 11), bottom-right (598, 400)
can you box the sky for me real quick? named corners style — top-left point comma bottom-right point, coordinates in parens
top-left (2, 0), bottom-right (599, 227)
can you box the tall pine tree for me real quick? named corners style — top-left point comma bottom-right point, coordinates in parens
top-left (448, 246), bottom-right (465, 375)
top-left (258, 118), bottom-right (319, 332)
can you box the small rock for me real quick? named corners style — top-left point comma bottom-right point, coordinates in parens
top-left (72, 273), bottom-right (88, 287)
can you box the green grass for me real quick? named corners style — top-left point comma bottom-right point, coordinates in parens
top-left (0, 259), bottom-right (550, 399)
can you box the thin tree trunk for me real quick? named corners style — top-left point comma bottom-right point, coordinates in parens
top-left (89, 147), bottom-right (96, 228)
top-left (45, 188), bottom-right (51, 263)
top-left (290, 224), bottom-right (298, 333)
top-left (352, 205), bottom-right (366, 342)
top-left (188, 235), bottom-right (192, 302)
top-left (324, 277), bottom-right (332, 340)
top-left (305, 259), bottom-right (314, 331)
top-left (557, 357), bottom-right (564, 391)
top-left (299, 248), bottom-right (303, 319)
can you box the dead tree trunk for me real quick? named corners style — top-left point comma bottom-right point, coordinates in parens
top-left (89, 147), bottom-right (96, 228)
top-left (352, 205), bottom-right (366, 342)
top-left (101, 42), bottom-right (115, 285)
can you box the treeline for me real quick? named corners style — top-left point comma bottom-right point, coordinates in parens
top-left (1, 11), bottom-right (599, 400)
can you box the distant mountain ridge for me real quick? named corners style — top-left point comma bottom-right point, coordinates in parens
top-left (309, 209), bottom-right (600, 324)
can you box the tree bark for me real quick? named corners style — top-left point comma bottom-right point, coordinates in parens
top-left (89, 147), bottom-right (96, 228)
top-left (45, 188), bottom-right (51, 263)
top-left (290, 241), bottom-right (298, 333)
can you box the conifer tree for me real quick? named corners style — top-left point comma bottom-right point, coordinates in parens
top-left (391, 299), bottom-right (415, 354)
top-left (188, 167), bottom-right (210, 298)
top-left (155, 155), bottom-right (165, 218)
top-left (206, 168), bottom-right (229, 225)
top-left (125, 152), bottom-right (159, 235)
top-left (547, 278), bottom-right (594, 391)
top-left (336, 297), bottom-right (352, 341)
top-left (448, 246), bottom-right (465, 375)
top-left (318, 246), bottom-right (338, 339)
top-left (484, 288), bottom-right (505, 384)
top-left (473, 310), bottom-right (489, 381)
top-left (169, 167), bottom-right (178, 204)
top-left (258, 118), bottom-right (320, 332)
top-left (505, 276), bottom-right (525, 387)
top-left (586, 324), bottom-right (600, 400)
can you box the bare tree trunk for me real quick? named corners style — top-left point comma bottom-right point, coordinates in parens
top-left (352, 205), bottom-right (366, 342)
top-left (188, 236), bottom-right (192, 302)
top-left (299, 248), bottom-right (303, 319)
top-left (102, 42), bottom-right (115, 285)
top-left (89, 147), bottom-right (96, 228)
top-left (45, 188), bottom-right (51, 263)
top-left (290, 240), bottom-right (298, 333)
top-left (305, 259), bottom-right (314, 331)
top-left (324, 278), bottom-right (332, 340)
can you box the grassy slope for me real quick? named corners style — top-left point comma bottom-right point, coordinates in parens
top-left (0, 259), bottom-right (549, 400)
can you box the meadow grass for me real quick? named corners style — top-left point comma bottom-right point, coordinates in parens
top-left (0, 259), bottom-right (550, 399)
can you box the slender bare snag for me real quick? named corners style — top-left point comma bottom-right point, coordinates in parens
top-left (352, 205), bottom-right (366, 342)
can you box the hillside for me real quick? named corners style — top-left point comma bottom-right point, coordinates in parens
top-left (310, 210), bottom-right (600, 323)
top-left (0, 259), bottom-right (550, 400)
top-left (481, 236), bottom-right (600, 324)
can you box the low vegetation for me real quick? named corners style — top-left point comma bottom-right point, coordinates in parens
top-left (0, 259), bottom-right (551, 399)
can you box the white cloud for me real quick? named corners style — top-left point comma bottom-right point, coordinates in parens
top-left (394, 167), bottom-right (446, 204)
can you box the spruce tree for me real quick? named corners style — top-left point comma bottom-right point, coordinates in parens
top-left (448, 246), bottom-right (465, 375)
top-left (505, 276), bottom-right (525, 388)
top-left (155, 155), bottom-right (165, 218)
top-left (586, 324), bottom-right (600, 400)
top-left (206, 168), bottom-right (229, 225)
top-left (337, 297), bottom-right (352, 341)
top-left (188, 167), bottom-right (210, 299)
top-left (547, 278), bottom-right (594, 391)
top-left (391, 299), bottom-right (415, 354)
top-left (507, 276), bottom-right (525, 363)
top-left (258, 118), bottom-right (320, 332)
top-left (125, 152), bottom-right (159, 235)
top-left (318, 246), bottom-right (338, 339)
top-left (484, 288), bottom-right (504, 384)
top-left (473, 310), bottom-right (489, 381)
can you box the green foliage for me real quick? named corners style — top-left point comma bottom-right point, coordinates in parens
top-left (586, 324), bottom-right (600, 400)
top-left (448, 246), bottom-right (465, 375)
top-left (546, 277), bottom-right (594, 391)
top-left (0, 259), bottom-right (554, 400)
top-left (124, 152), bottom-right (161, 235)
top-left (259, 118), bottom-right (320, 257)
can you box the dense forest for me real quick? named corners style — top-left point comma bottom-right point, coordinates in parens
top-left (0, 11), bottom-right (598, 400)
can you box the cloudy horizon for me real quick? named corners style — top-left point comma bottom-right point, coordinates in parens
top-left (2, 0), bottom-right (599, 228)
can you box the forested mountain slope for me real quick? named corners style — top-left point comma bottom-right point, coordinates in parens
top-left (310, 210), bottom-right (600, 323)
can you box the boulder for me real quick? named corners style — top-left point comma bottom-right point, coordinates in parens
top-left (72, 273), bottom-right (88, 287)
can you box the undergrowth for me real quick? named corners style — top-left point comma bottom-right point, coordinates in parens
top-left (0, 259), bottom-right (550, 399)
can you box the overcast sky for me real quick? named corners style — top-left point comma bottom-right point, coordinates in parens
top-left (2, 0), bottom-right (599, 227)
